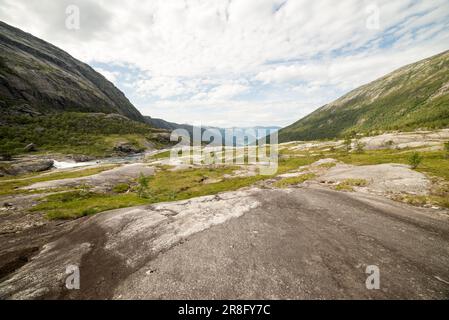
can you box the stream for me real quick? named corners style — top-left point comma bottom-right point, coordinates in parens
top-left (52, 152), bottom-right (156, 170)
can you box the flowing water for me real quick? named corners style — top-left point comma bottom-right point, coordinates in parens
top-left (53, 153), bottom-right (148, 169)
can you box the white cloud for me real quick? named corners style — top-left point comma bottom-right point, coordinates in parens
top-left (141, 99), bottom-right (319, 128)
top-left (200, 83), bottom-right (250, 101)
top-left (135, 76), bottom-right (201, 99)
top-left (0, 0), bottom-right (448, 127)
top-left (255, 64), bottom-right (330, 84)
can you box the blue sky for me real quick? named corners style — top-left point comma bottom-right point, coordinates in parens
top-left (1, 0), bottom-right (448, 127)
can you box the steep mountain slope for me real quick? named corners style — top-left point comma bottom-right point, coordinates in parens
top-left (279, 50), bottom-right (449, 142)
top-left (0, 21), bottom-right (144, 122)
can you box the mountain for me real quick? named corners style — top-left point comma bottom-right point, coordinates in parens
top-left (145, 117), bottom-right (197, 135)
top-left (0, 21), bottom-right (144, 122)
top-left (279, 50), bottom-right (449, 142)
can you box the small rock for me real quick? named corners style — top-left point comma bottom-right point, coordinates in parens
top-left (3, 202), bottom-right (13, 208)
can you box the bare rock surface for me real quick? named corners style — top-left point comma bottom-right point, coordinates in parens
top-left (360, 129), bottom-right (449, 150)
top-left (1, 187), bottom-right (449, 299)
top-left (319, 163), bottom-right (430, 194)
top-left (281, 129), bottom-right (449, 152)
top-left (312, 158), bottom-right (339, 166)
top-left (22, 163), bottom-right (155, 191)
top-left (0, 189), bottom-right (261, 299)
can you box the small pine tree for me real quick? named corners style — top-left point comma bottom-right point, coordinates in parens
top-left (408, 152), bottom-right (423, 169)
top-left (137, 173), bottom-right (151, 198)
top-left (343, 135), bottom-right (352, 152)
top-left (354, 139), bottom-right (366, 154)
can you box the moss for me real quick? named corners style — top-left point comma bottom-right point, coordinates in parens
top-left (277, 156), bottom-right (317, 174)
top-left (274, 174), bottom-right (316, 188)
top-left (112, 183), bottom-right (130, 194)
top-left (393, 194), bottom-right (449, 209)
top-left (335, 179), bottom-right (368, 192)
top-left (36, 192), bottom-right (149, 220)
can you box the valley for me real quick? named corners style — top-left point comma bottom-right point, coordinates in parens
top-left (1, 129), bottom-right (448, 299)
top-left (1, 13), bottom-right (449, 301)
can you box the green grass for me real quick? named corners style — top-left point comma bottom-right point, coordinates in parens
top-left (0, 164), bottom-right (118, 196)
top-left (23, 142), bottom-right (449, 219)
top-left (393, 194), bottom-right (449, 209)
top-left (35, 191), bottom-right (149, 220)
top-left (32, 166), bottom-right (269, 220)
top-left (334, 149), bottom-right (449, 180)
top-left (277, 155), bottom-right (317, 174)
top-left (335, 179), bottom-right (369, 192)
top-left (112, 183), bottom-right (130, 194)
top-left (274, 174), bottom-right (316, 188)
top-left (147, 150), bottom-right (172, 160)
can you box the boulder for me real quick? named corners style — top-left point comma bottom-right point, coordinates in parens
top-left (152, 132), bottom-right (172, 144)
top-left (114, 142), bottom-right (143, 155)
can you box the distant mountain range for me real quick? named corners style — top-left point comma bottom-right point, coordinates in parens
top-left (145, 117), bottom-right (198, 136)
top-left (279, 50), bottom-right (449, 142)
top-left (146, 116), bottom-right (280, 146)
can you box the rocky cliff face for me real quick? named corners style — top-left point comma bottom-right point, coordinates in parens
top-left (0, 21), bottom-right (144, 122)
top-left (279, 50), bottom-right (449, 142)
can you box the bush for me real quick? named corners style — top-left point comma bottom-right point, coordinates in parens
top-left (354, 139), bottom-right (366, 154)
top-left (408, 152), bottom-right (423, 169)
top-left (137, 173), bottom-right (151, 198)
top-left (384, 140), bottom-right (394, 148)
top-left (113, 183), bottom-right (130, 194)
top-left (444, 141), bottom-right (449, 158)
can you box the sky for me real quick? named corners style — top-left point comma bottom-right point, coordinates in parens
top-left (0, 0), bottom-right (448, 127)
